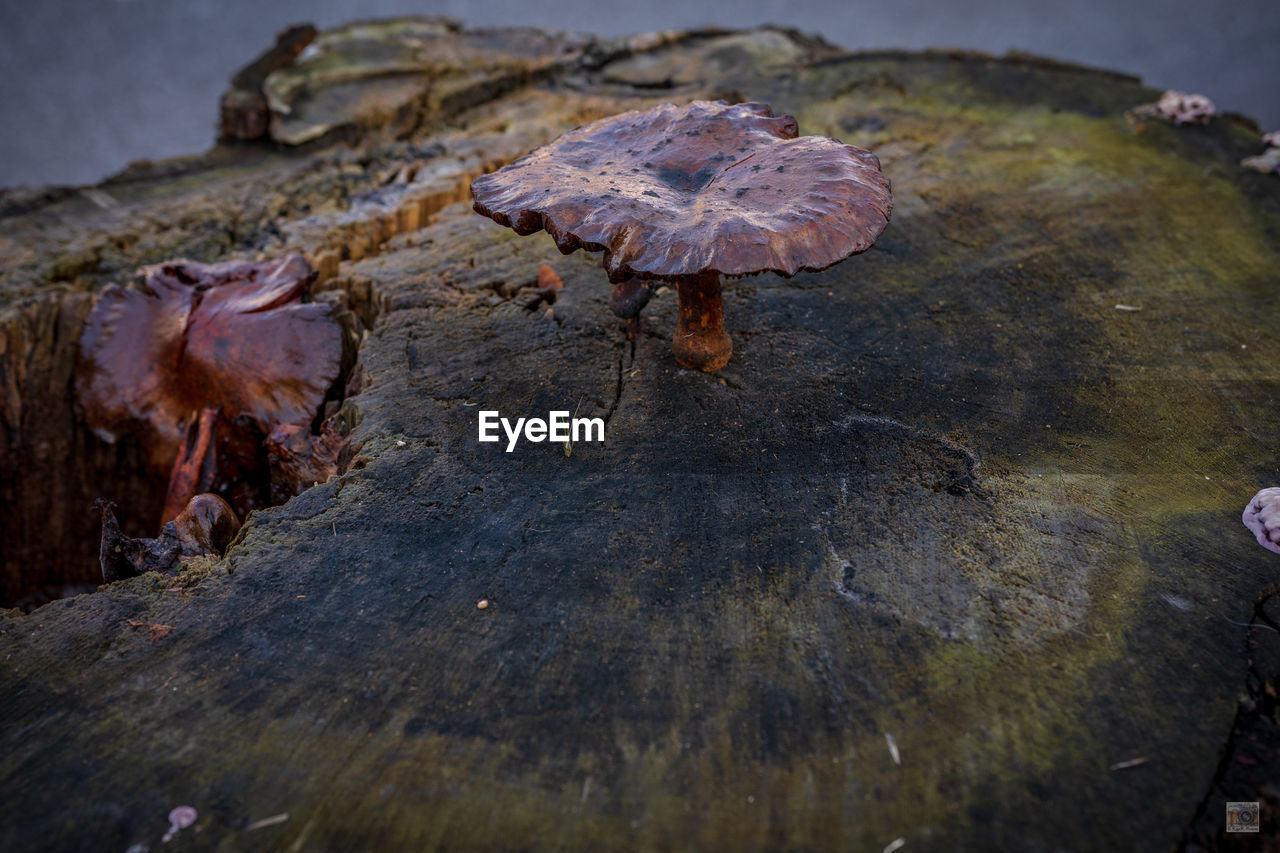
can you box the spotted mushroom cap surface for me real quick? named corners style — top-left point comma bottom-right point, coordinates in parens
top-left (471, 100), bottom-right (893, 283)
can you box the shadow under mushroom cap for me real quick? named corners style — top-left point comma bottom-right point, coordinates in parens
top-left (471, 100), bottom-right (893, 282)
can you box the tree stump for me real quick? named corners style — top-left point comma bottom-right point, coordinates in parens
top-left (2, 18), bottom-right (1279, 852)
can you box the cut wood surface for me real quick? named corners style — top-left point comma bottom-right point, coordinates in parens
top-left (2, 18), bottom-right (1279, 852)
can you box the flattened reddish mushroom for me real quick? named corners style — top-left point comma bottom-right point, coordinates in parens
top-left (76, 254), bottom-right (346, 518)
top-left (471, 100), bottom-right (892, 371)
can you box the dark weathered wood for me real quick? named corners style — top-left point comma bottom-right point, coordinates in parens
top-left (3, 18), bottom-right (1280, 852)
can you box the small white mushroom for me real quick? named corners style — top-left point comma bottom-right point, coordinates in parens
top-left (161, 805), bottom-right (198, 842)
top-left (1242, 487), bottom-right (1280, 554)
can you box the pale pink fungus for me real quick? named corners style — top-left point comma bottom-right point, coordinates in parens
top-left (1242, 148), bottom-right (1280, 175)
top-left (168, 806), bottom-right (197, 829)
top-left (1243, 129), bottom-right (1280, 175)
top-left (161, 805), bottom-right (198, 842)
top-left (1242, 487), bottom-right (1280, 554)
top-left (1134, 90), bottom-right (1216, 126)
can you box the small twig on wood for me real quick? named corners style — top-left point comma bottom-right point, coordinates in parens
top-left (246, 813), bottom-right (290, 831)
top-left (1224, 615), bottom-right (1280, 633)
top-left (1108, 756), bottom-right (1149, 771)
top-left (82, 188), bottom-right (118, 209)
top-left (565, 395), bottom-right (584, 458)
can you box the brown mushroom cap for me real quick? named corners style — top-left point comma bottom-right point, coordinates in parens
top-left (171, 493), bottom-right (241, 557)
top-left (76, 254), bottom-right (343, 475)
top-left (471, 100), bottom-right (892, 283)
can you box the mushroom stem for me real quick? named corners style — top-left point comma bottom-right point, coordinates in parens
top-left (673, 271), bottom-right (732, 372)
top-left (609, 276), bottom-right (652, 319)
top-left (163, 406), bottom-right (219, 523)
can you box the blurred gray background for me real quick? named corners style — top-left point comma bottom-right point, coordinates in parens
top-left (1, 0), bottom-right (1276, 190)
